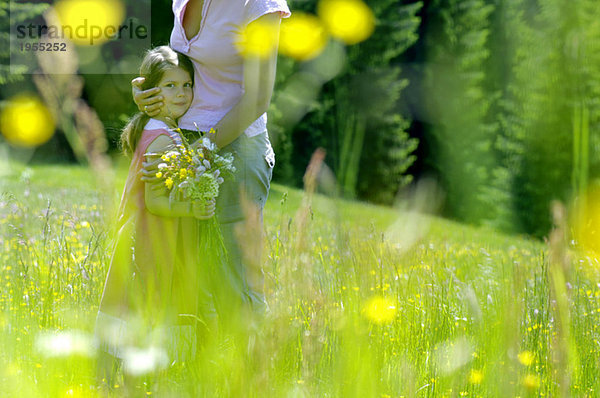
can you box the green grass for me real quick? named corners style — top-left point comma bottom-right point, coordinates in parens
top-left (1, 162), bottom-right (599, 397)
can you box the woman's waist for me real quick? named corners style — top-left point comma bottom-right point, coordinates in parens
top-left (178, 109), bottom-right (224, 131)
top-left (178, 110), bottom-right (267, 135)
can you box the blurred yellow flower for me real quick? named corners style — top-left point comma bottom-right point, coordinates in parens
top-left (279, 13), bottom-right (328, 61)
top-left (363, 296), bottom-right (396, 324)
top-left (54, 0), bottom-right (125, 46)
top-left (317, 0), bottom-right (375, 45)
top-left (236, 19), bottom-right (279, 59)
top-left (155, 171), bottom-right (163, 179)
top-left (0, 95), bottom-right (55, 147)
top-left (523, 374), bottom-right (540, 390)
top-left (518, 350), bottom-right (534, 366)
top-left (165, 177), bottom-right (173, 189)
top-left (468, 369), bottom-right (483, 384)
top-left (573, 185), bottom-right (600, 257)
top-left (179, 168), bottom-right (188, 179)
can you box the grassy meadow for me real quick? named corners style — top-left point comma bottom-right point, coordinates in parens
top-left (0, 161), bottom-right (599, 397)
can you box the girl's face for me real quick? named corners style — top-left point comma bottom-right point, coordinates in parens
top-left (156, 66), bottom-right (193, 122)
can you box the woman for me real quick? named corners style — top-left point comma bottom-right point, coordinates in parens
top-left (133, 0), bottom-right (291, 317)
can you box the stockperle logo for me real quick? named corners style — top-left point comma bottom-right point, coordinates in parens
top-left (10, 0), bottom-right (151, 74)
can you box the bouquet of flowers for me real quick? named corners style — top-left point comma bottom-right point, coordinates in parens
top-left (149, 128), bottom-right (236, 309)
top-left (154, 128), bottom-right (236, 208)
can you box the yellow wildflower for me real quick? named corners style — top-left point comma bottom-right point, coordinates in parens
top-left (362, 296), bottom-right (396, 324)
top-left (317, 0), bottom-right (375, 45)
top-left (165, 178), bottom-right (173, 189)
top-left (179, 168), bottom-right (188, 179)
top-left (0, 95), bottom-right (55, 147)
top-left (279, 13), bottom-right (328, 61)
top-left (155, 172), bottom-right (163, 179)
top-left (468, 369), bottom-right (483, 384)
top-left (518, 351), bottom-right (534, 366)
top-left (523, 374), bottom-right (540, 390)
top-left (236, 19), bottom-right (279, 58)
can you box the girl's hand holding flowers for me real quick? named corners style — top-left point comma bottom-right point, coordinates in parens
top-left (141, 152), bottom-right (163, 184)
top-left (192, 198), bottom-right (215, 220)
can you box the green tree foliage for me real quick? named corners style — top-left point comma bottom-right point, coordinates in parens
top-left (423, 0), bottom-right (496, 223)
top-left (488, 0), bottom-right (600, 238)
top-left (480, 0), bottom-right (527, 232)
top-left (351, 2), bottom-right (422, 203)
top-left (0, 1), bottom-right (49, 85)
top-left (278, 0), bottom-right (421, 203)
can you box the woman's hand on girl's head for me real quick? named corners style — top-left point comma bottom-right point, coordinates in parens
top-left (132, 77), bottom-right (164, 117)
top-left (192, 198), bottom-right (216, 219)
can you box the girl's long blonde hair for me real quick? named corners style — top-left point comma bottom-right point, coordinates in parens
top-left (120, 46), bottom-right (194, 156)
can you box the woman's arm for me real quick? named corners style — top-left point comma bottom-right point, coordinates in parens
top-left (212, 12), bottom-right (282, 148)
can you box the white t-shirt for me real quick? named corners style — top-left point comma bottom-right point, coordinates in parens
top-left (170, 0), bottom-right (291, 136)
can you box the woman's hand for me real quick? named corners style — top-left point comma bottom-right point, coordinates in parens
top-left (192, 198), bottom-right (216, 219)
top-left (132, 77), bottom-right (164, 117)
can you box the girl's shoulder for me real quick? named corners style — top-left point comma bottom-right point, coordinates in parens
top-left (145, 133), bottom-right (176, 154)
top-left (143, 118), bottom-right (171, 132)
top-left (138, 119), bottom-right (182, 154)
top-left (143, 120), bottom-right (183, 143)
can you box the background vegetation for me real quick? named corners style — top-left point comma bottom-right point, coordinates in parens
top-left (2, 0), bottom-right (600, 395)
top-left (1, 162), bottom-right (597, 396)
top-left (3, 0), bottom-right (600, 239)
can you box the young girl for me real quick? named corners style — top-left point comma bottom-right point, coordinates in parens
top-left (95, 46), bottom-right (213, 380)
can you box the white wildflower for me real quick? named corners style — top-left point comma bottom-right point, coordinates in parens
top-left (35, 330), bottom-right (95, 358)
top-left (197, 173), bottom-right (219, 199)
top-left (122, 346), bottom-right (169, 376)
top-left (201, 137), bottom-right (216, 151)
